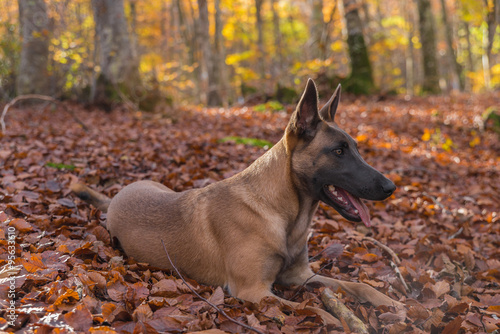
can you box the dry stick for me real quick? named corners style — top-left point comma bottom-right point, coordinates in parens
top-left (353, 234), bottom-right (401, 265)
top-left (351, 234), bottom-right (410, 293)
top-left (321, 288), bottom-right (368, 334)
top-left (390, 261), bottom-right (411, 293)
top-left (160, 240), bottom-right (265, 334)
top-left (1, 94), bottom-right (88, 132)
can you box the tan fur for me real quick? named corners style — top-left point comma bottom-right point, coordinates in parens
top-left (72, 80), bottom-right (403, 326)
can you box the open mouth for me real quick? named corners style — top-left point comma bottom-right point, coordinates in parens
top-left (323, 185), bottom-right (371, 227)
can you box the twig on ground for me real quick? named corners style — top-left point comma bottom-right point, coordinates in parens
top-left (321, 288), bottom-right (368, 334)
top-left (160, 239), bottom-right (265, 334)
top-left (422, 192), bottom-right (452, 215)
top-left (290, 262), bottom-right (331, 301)
top-left (448, 226), bottom-right (464, 239)
top-left (352, 233), bottom-right (401, 265)
top-left (1, 94), bottom-right (88, 132)
top-left (390, 260), bottom-right (411, 293)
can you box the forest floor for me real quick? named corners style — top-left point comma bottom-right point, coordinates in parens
top-left (0, 93), bottom-right (499, 333)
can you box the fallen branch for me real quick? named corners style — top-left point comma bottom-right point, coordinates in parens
top-left (352, 233), bottom-right (401, 265)
top-left (160, 239), bottom-right (265, 334)
top-left (1, 94), bottom-right (88, 133)
top-left (390, 260), bottom-right (411, 293)
top-left (321, 288), bottom-right (368, 334)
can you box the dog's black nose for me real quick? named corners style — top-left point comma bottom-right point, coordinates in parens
top-left (382, 180), bottom-right (396, 195)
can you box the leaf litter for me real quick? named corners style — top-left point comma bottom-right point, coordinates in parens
top-left (0, 94), bottom-right (499, 333)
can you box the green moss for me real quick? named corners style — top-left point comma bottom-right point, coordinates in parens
top-left (46, 162), bottom-right (76, 170)
top-left (219, 136), bottom-right (273, 148)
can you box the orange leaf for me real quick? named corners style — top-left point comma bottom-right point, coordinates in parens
top-left (23, 254), bottom-right (46, 273)
top-left (54, 289), bottom-right (80, 305)
top-left (360, 253), bottom-right (379, 263)
top-left (9, 218), bottom-right (33, 232)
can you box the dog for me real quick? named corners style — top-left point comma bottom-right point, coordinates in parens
top-left (72, 79), bottom-right (402, 326)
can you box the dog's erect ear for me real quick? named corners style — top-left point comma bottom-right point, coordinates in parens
top-left (319, 84), bottom-right (341, 122)
top-left (289, 78), bottom-right (319, 137)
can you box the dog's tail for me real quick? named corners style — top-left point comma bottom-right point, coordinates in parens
top-left (70, 183), bottom-right (112, 213)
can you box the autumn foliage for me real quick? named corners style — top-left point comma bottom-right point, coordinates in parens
top-left (0, 93), bottom-right (499, 332)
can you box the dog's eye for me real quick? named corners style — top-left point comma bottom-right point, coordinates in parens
top-left (333, 148), bottom-right (343, 156)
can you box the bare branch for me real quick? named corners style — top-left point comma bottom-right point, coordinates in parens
top-left (1, 94), bottom-right (88, 133)
top-left (352, 233), bottom-right (401, 265)
top-left (321, 288), bottom-right (368, 334)
top-left (160, 239), bottom-right (265, 334)
top-left (390, 260), bottom-right (411, 293)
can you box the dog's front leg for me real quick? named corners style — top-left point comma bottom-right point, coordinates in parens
top-left (308, 275), bottom-right (404, 308)
top-left (279, 255), bottom-right (403, 308)
top-left (226, 248), bottom-right (339, 326)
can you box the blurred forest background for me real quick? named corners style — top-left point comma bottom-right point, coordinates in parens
top-left (0, 0), bottom-right (499, 109)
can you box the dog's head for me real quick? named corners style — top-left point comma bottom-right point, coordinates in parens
top-left (285, 79), bottom-right (396, 227)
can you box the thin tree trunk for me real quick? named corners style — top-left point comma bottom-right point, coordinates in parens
top-left (310, 0), bottom-right (325, 60)
top-left (214, 0), bottom-right (227, 106)
top-left (463, 20), bottom-right (474, 91)
top-left (175, 0), bottom-right (200, 102)
top-left (17, 0), bottom-right (51, 95)
top-left (92, 0), bottom-right (141, 100)
top-left (485, 0), bottom-right (499, 69)
top-left (271, 0), bottom-right (283, 79)
top-left (255, 0), bottom-right (266, 79)
top-left (440, 0), bottom-right (464, 91)
top-left (342, 0), bottom-right (375, 94)
top-left (404, 0), bottom-right (415, 96)
top-left (417, 0), bottom-right (440, 94)
top-left (484, 0), bottom-right (499, 90)
top-left (197, 0), bottom-right (221, 106)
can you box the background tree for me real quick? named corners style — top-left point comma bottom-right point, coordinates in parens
top-left (91, 0), bottom-right (140, 102)
top-left (17, 0), bottom-right (50, 95)
top-left (417, 0), bottom-right (440, 94)
top-left (342, 0), bottom-right (375, 94)
top-left (309, 0), bottom-right (325, 60)
top-left (440, 0), bottom-right (464, 91)
top-left (2, 0), bottom-right (499, 105)
top-left (197, 0), bottom-right (221, 106)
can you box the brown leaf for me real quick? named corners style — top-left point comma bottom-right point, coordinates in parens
top-left (322, 242), bottom-right (344, 259)
top-left (150, 279), bottom-right (178, 297)
top-left (207, 286), bottom-right (225, 306)
top-left (64, 303), bottom-right (93, 332)
top-left (101, 302), bottom-right (117, 322)
top-left (57, 198), bottom-right (76, 208)
top-left (9, 218), bottom-right (33, 232)
top-left (53, 288), bottom-right (80, 307)
top-left (431, 281), bottom-right (450, 298)
top-left (133, 303), bottom-right (153, 322)
top-left (441, 316), bottom-right (463, 334)
top-left (464, 250), bottom-right (475, 271)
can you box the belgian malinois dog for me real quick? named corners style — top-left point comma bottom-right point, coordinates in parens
top-left (72, 79), bottom-right (402, 325)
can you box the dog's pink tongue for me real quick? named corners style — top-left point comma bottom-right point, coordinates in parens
top-left (346, 192), bottom-right (371, 227)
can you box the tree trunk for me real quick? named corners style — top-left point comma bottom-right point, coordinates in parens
top-left (271, 0), bottom-right (283, 79)
top-left (342, 0), bottom-right (375, 94)
top-left (484, 0), bottom-right (499, 90)
top-left (255, 0), bottom-right (266, 79)
top-left (92, 0), bottom-right (140, 101)
top-left (463, 20), bottom-right (474, 91)
top-left (197, 0), bottom-right (221, 106)
top-left (404, 0), bottom-right (415, 96)
top-left (17, 0), bottom-right (51, 95)
top-left (310, 0), bottom-right (325, 60)
top-left (417, 0), bottom-right (440, 94)
top-left (440, 0), bottom-right (464, 91)
top-left (214, 0), bottom-right (227, 106)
